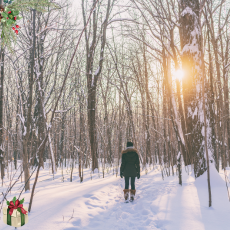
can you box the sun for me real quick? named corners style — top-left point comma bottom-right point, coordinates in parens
top-left (172, 69), bottom-right (184, 81)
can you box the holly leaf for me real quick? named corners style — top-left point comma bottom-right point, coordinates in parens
top-left (12, 10), bottom-right (19, 16)
top-left (9, 15), bottom-right (13, 19)
top-left (17, 208), bottom-right (22, 214)
top-left (20, 198), bottom-right (24, 204)
top-left (6, 201), bottom-right (10, 206)
top-left (6, 19), bottom-right (14, 25)
top-left (1, 12), bottom-right (8, 19)
top-left (12, 197), bottom-right (16, 205)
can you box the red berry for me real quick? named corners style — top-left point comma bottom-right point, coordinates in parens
top-left (16, 25), bottom-right (19, 29)
top-left (8, 11), bottom-right (11, 14)
top-left (12, 27), bottom-right (15, 30)
top-left (14, 16), bottom-right (17, 20)
top-left (7, 17), bottom-right (8, 19)
top-left (15, 30), bottom-right (18, 35)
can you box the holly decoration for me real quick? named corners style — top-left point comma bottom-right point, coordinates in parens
top-left (0, 0), bottom-right (58, 49)
top-left (12, 25), bottom-right (19, 35)
top-left (6, 197), bottom-right (24, 206)
top-left (1, 7), bottom-right (21, 35)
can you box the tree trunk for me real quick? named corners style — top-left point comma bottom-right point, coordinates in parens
top-left (143, 46), bottom-right (151, 164)
top-left (180, 0), bottom-right (211, 177)
top-left (0, 45), bottom-right (4, 181)
top-left (207, 31), bottom-right (217, 170)
top-left (82, 0), bottom-right (111, 171)
top-left (22, 9), bottom-right (36, 191)
top-left (88, 87), bottom-right (98, 170)
top-left (79, 100), bottom-right (84, 182)
top-left (118, 88), bottom-right (123, 165)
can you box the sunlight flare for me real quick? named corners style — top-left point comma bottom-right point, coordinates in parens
top-left (173, 69), bottom-right (184, 81)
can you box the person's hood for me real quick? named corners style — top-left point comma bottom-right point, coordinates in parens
top-left (122, 148), bottom-right (138, 154)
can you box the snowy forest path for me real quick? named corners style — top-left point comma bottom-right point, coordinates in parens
top-left (61, 167), bottom-right (174, 230)
top-left (1, 165), bottom-right (230, 230)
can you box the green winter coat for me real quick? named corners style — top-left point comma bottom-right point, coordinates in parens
top-left (120, 148), bottom-right (140, 177)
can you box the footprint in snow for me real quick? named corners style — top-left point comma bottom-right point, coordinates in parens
top-left (142, 209), bottom-right (150, 215)
top-left (150, 205), bottom-right (159, 214)
top-left (90, 196), bottom-right (100, 200)
top-left (85, 201), bottom-right (100, 208)
top-left (82, 193), bottom-right (93, 198)
top-left (121, 212), bottom-right (129, 219)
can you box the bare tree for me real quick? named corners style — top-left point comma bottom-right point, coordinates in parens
top-left (82, 0), bottom-right (113, 171)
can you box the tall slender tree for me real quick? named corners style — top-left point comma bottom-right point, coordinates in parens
top-left (82, 0), bottom-right (112, 171)
top-left (0, 0), bottom-right (4, 182)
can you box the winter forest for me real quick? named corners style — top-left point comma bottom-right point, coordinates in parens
top-left (0, 0), bottom-right (230, 229)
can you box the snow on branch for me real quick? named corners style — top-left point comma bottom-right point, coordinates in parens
top-left (181, 7), bottom-right (195, 17)
top-left (94, 66), bottom-right (100, 76)
top-left (181, 7), bottom-right (201, 69)
top-left (17, 114), bottom-right (25, 126)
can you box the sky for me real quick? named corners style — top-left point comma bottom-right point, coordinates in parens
top-left (72, 0), bottom-right (81, 12)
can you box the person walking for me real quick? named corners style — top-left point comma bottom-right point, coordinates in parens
top-left (120, 141), bottom-right (140, 202)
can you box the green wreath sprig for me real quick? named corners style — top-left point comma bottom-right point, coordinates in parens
top-left (0, 0), bottom-right (58, 48)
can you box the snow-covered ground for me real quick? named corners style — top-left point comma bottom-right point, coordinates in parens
top-left (1, 162), bottom-right (230, 230)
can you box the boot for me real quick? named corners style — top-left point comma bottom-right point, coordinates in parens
top-left (123, 189), bottom-right (129, 201)
top-left (130, 189), bottom-right (136, 202)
